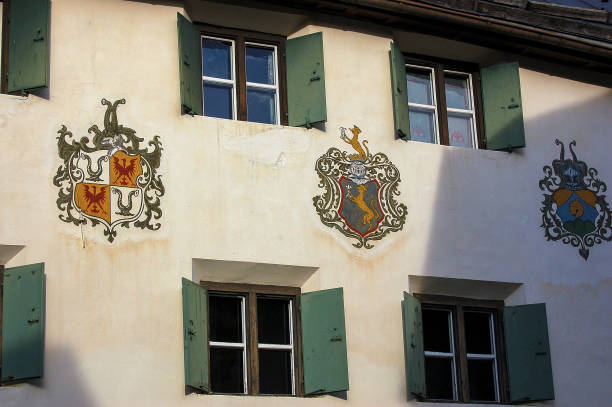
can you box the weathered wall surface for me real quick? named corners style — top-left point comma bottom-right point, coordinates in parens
top-left (0, 0), bottom-right (610, 406)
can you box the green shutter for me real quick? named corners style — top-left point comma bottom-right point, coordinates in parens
top-left (1, 263), bottom-right (45, 383)
top-left (286, 32), bottom-right (327, 127)
top-left (402, 292), bottom-right (425, 399)
top-left (504, 303), bottom-right (554, 402)
top-left (177, 13), bottom-right (203, 116)
top-left (480, 62), bottom-right (526, 151)
top-left (182, 278), bottom-right (209, 392)
top-left (7, 0), bottom-right (50, 93)
top-left (301, 287), bottom-right (348, 395)
top-left (389, 42), bottom-right (410, 140)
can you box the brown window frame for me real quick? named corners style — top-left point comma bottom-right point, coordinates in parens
top-left (0, 265), bottom-right (4, 382)
top-left (1, 0), bottom-right (10, 94)
top-left (404, 54), bottom-right (486, 149)
top-left (415, 294), bottom-right (509, 404)
top-left (195, 23), bottom-right (288, 125)
top-left (200, 281), bottom-right (303, 396)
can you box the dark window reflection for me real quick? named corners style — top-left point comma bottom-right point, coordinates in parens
top-left (209, 295), bottom-right (243, 343)
top-left (464, 311), bottom-right (492, 354)
top-left (259, 349), bottom-right (292, 394)
top-left (468, 359), bottom-right (496, 401)
top-left (210, 347), bottom-right (244, 393)
top-left (423, 308), bottom-right (452, 352)
top-left (257, 297), bottom-right (290, 344)
top-left (425, 357), bottom-right (455, 400)
top-left (203, 83), bottom-right (233, 119)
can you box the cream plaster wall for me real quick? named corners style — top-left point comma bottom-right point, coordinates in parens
top-left (0, 0), bottom-right (611, 406)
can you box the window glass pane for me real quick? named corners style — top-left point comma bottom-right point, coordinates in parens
top-left (464, 311), bottom-right (493, 354)
top-left (447, 114), bottom-right (473, 148)
top-left (257, 297), bottom-right (290, 345)
top-left (210, 347), bottom-right (245, 393)
top-left (209, 295), bottom-right (242, 343)
top-left (406, 69), bottom-right (433, 105)
top-left (247, 87), bottom-right (277, 124)
top-left (468, 359), bottom-right (497, 402)
top-left (203, 83), bottom-right (233, 120)
top-left (425, 357), bottom-right (455, 400)
top-left (202, 38), bottom-right (232, 80)
top-left (444, 74), bottom-right (471, 110)
top-left (258, 349), bottom-right (292, 395)
top-left (409, 109), bottom-right (436, 144)
top-left (422, 309), bottom-right (451, 352)
top-left (246, 46), bottom-right (275, 85)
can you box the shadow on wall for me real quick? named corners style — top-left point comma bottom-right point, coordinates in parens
top-left (0, 346), bottom-right (98, 407)
top-left (420, 90), bottom-right (612, 280)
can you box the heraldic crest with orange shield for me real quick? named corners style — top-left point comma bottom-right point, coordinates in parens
top-left (53, 99), bottom-right (164, 242)
top-left (313, 126), bottom-right (407, 248)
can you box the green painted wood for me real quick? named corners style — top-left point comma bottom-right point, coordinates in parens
top-left (402, 292), bottom-right (425, 399)
top-left (504, 303), bottom-right (554, 402)
top-left (286, 32), bottom-right (327, 127)
top-left (177, 13), bottom-right (203, 116)
top-left (301, 287), bottom-right (348, 395)
top-left (481, 62), bottom-right (526, 150)
top-left (182, 278), bottom-right (209, 392)
top-left (389, 42), bottom-right (410, 140)
top-left (1, 263), bottom-right (45, 383)
top-left (7, 0), bottom-right (50, 93)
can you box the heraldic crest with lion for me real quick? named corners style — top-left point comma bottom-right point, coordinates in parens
top-left (53, 98), bottom-right (164, 242)
top-left (313, 126), bottom-right (407, 248)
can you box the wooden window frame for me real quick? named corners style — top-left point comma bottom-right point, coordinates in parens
top-left (415, 294), bottom-right (509, 404)
top-left (195, 23), bottom-right (288, 126)
top-left (200, 281), bottom-right (303, 396)
top-left (0, 264), bottom-right (3, 382)
top-left (1, 0), bottom-right (10, 94)
top-left (404, 54), bottom-right (486, 149)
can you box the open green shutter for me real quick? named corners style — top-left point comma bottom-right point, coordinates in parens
top-left (389, 42), bottom-right (410, 140)
top-left (182, 278), bottom-right (209, 392)
top-left (301, 287), bottom-right (348, 395)
top-left (1, 263), bottom-right (45, 383)
top-left (177, 13), bottom-right (203, 116)
top-left (402, 292), bottom-right (425, 399)
top-left (480, 62), bottom-right (525, 151)
top-left (7, 0), bottom-right (50, 93)
top-left (286, 32), bottom-right (327, 127)
top-left (504, 303), bottom-right (554, 402)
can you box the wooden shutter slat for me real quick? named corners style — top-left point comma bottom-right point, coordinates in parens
top-left (1, 263), bottom-right (45, 383)
top-left (177, 13), bottom-right (203, 116)
top-left (480, 62), bottom-right (526, 150)
top-left (182, 278), bottom-right (209, 392)
top-left (402, 292), bottom-right (425, 399)
top-left (7, 0), bottom-right (50, 93)
top-left (301, 287), bottom-right (348, 395)
top-left (504, 303), bottom-right (554, 402)
top-left (389, 42), bottom-right (410, 140)
top-left (286, 32), bottom-right (327, 127)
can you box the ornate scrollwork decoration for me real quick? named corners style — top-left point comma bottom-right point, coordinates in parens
top-left (539, 139), bottom-right (611, 260)
top-left (313, 126), bottom-right (407, 248)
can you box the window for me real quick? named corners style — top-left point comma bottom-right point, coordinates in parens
top-left (182, 279), bottom-right (349, 397)
top-left (389, 43), bottom-right (526, 151)
top-left (206, 283), bottom-right (299, 395)
top-left (418, 295), bottom-right (506, 403)
top-left (199, 26), bottom-right (287, 125)
top-left (402, 292), bottom-right (555, 404)
top-left (405, 57), bottom-right (483, 149)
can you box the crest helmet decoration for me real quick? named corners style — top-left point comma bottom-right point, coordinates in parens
top-left (539, 139), bottom-right (612, 260)
top-left (53, 99), bottom-right (165, 242)
top-left (313, 126), bottom-right (407, 248)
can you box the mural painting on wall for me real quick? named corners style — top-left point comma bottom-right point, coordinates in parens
top-left (539, 139), bottom-right (611, 260)
top-left (53, 99), bottom-right (164, 242)
top-left (313, 126), bottom-right (407, 248)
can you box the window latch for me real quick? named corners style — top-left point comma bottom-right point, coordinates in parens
top-left (188, 328), bottom-right (196, 337)
top-left (27, 319), bottom-right (39, 324)
top-left (330, 335), bottom-right (342, 342)
top-left (310, 76), bottom-right (321, 82)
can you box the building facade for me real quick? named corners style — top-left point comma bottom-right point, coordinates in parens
top-left (0, 0), bottom-right (611, 406)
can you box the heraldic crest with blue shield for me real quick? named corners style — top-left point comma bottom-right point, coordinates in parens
top-left (313, 126), bottom-right (407, 248)
top-left (539, 139), bottom-right (611, 260)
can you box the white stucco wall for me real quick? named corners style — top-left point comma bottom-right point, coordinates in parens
top-left (0, 0), bottom-right (611, 406)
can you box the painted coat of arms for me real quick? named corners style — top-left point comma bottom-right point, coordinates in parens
top-left (53, 99), bottom-right (164, 242)
top-left (539, 139), bottom-right (611, 260)
top-left (313, 126), bottom-right (407, 248)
